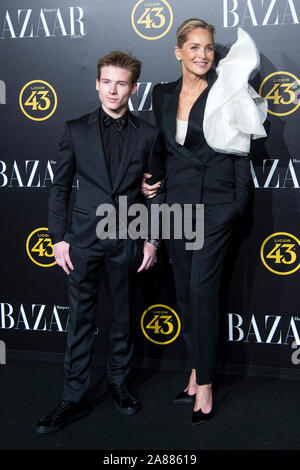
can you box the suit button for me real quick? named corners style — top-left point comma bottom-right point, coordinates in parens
top-left (198, 165), bottom-right (206, 172)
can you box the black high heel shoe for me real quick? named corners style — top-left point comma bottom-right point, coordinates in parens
top-left (192, 406), bottom-right (214, 425)
top-left (192, 386), bottom-right (215, 425)
top-left (173, 390), bottom-right (195, 404)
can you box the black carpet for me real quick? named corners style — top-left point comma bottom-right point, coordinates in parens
top-left (0, 357), bottom-right (299, 453)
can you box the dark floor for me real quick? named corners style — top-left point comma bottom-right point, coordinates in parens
top-left (0, 358), bottom-right (299, 452)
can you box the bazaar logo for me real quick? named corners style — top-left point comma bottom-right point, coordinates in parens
top-left (0, 7), bottom-right (86, 39)
top-left (19, 80), bottom-right (57, 121)
top-left (26, 227), bottom-right (56, 268)
top-left (223, 0), bottom-right (300, 27)
top-left (0, 159), bottom-right (80, 188)
top-left (0, 303), bottom-right (69, 332)
top-left (259, 72), bottom-right (300, 116)
top-left (128, 82), bottom-right (153, 111)
top-left (131, 0), bottom-right (173, 40)
top-left (250, 158), bottom-right (300, 189)
top-left (228, 313), bottom-right (300, 345)
top-left (260, 232), bottom-right (300, 275)
top-left (141, 304), bottom-right (181, 345)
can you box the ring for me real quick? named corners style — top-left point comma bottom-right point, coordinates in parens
top-left (145, 192), bottom-right (149, 197)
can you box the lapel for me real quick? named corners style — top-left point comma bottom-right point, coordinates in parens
top-left (111, 112), bottom-right (140, 194)
top-left (184, 68), bottom-right (217, 151)
top-left (162, 78), bottom-right (181, 149)
top-left (161, 69), bottom-right (217, 168)
top-left (88, 107), bottom-right (113, 194)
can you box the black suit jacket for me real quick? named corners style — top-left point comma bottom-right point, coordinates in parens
top-left (152, 69), bottom-right (250, 213)
top-left (48, 107), bottom-right (160, 248)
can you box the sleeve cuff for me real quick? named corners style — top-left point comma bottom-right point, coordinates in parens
top-left (49, 233), bottom-right (64, 244)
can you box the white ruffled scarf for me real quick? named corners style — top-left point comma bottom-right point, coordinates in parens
top-left (203, 27), bottom-right (268, 156)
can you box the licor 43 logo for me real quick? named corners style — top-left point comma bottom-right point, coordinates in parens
top-left (131, 0), bottom-right (173, 40)
top-left (26, 227), bottom-right (55, 267)
top-left (260, 232), bottom-right (300, 275)
top-left (141, 304), bottom-right (181, 345)
top-left (259, 72), bottom-right (300, 117)
top-left (19, 80), bottom-right (57, 121)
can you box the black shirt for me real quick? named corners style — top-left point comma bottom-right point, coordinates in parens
top-left (99, 106), bottom-right (129, 186)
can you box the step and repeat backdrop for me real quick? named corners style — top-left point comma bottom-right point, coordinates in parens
top-left (0, 0), bottom-right (300, 375)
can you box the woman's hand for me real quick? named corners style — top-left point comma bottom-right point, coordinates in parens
top-left (141, 172), bottom-right (161, 199)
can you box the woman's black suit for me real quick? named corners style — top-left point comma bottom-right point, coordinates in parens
top-left (152, 69), bottom-right (250, 384)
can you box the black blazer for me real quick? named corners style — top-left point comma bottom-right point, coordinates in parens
top-left (152, 69), bottom-right (250, 212)
top-left (48, 107), bottom-right (160, 248)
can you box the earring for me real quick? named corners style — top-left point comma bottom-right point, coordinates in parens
top-left (176, 57), bottom-right (181, 61)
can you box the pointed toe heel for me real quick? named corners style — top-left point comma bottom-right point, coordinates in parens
top-left (192, 407), bottom-right (214, 425)
top-left (173, 390), bottom-right (195, 404)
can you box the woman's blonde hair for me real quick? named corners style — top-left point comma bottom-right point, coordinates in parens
top-left (176, 18), bottom-right (215, 48)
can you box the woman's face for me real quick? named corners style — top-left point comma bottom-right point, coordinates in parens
top-left (175, 27), bottom-right (214, 77)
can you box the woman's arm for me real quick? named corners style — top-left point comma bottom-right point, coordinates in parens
top-left (233, 155), bottom-right (251, 214)
top-left (141, 83), bottom-right (165, 199)
top-left (152, 83), bottom-right (162, 127)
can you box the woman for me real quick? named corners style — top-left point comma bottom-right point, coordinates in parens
top-left (142, 19), bottom-right (267, 424)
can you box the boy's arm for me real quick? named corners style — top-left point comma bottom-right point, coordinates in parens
top-left (48, 122), bottom-right (76, 243)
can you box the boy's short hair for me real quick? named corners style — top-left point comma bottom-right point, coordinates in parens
top-left (97, 50), bottom-right (141, 83)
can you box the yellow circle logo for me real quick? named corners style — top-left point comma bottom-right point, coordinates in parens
top-left (141, 304), bottom-right (181, 345)
top-left (26, 227), bottom-right (56, 267)
top-left (260, 232), bottom-right (300, 275)
top-left (259, 72), bottom-right (300, 116)
top-left (19, 80), bottom-right (57, 121)
top-left (131, 0), bottom-right (173, 40)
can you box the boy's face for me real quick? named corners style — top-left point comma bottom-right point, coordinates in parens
top-left (96, 65), bottom-right (137, 116)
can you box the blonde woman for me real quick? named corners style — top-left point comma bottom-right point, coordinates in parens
top-left (142, 19), bottom-right (266, 424)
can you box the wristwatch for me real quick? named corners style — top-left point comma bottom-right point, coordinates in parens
top-left (146, 239), bottom-right (161, 249)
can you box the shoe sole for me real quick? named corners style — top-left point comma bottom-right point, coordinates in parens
top-left (173, 393), bottom-right (195, 405)
top-left (35, 408), bottom-right (91, 435)
top-left (173, 398), bottom-right (195, 404)
top-left (192, 412), bottom-right (213, 425)
top-left (192, 419), bottom-right (210, 425)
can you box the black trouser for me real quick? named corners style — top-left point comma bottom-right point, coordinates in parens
top-left (167, 202), bottom-right (238, 385)
top-left (62, 238), bottom-right (140, 403)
